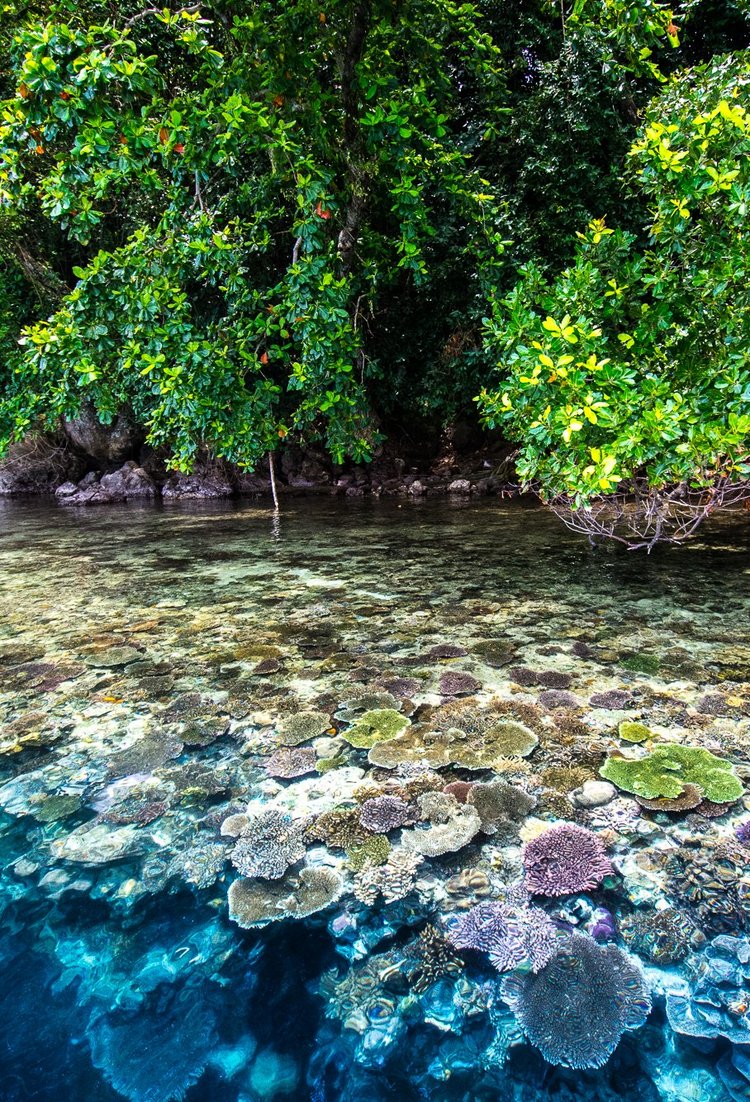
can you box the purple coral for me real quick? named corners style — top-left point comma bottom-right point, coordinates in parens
top-left (265, 747), bottom-right (317, 779)
top-left (538, 689), bottom-right (578, 710)
top-left (589, 689), bottom-right (634, 709)
top-left (359, 795), bottom-right (412, 833)
top-left (447, 900), bottom-right (560, 973)
top-left (523, 823), bottom-right (613, 897)
top-left (500, 932), bottom-right (651, 1069)
top-left (439, 671), bottom-right (481, 696)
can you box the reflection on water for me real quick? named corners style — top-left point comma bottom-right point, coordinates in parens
top-left (0, 498), bottom-right (749, 1102)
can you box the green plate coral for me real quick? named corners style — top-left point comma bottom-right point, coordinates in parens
top-left (618, 720), bottom-right (652, 744)
top-left (600, 745), bottom-right (744, 803)
top-left (342, 709), bottom-right (410, 749)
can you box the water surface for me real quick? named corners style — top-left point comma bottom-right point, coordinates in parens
top-left (1, 499), bottom-right (749, 1102)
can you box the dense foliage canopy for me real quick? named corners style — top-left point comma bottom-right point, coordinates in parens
top-left (1, 0), bottom-right (748, 506)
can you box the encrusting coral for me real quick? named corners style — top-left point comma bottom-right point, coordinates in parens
top-left (346, 834), bottom-right (391, 871)
top-left (467, 779), bottom-right (536, 839)
top-left (500, 932), bottom-right (651, 1069)
top-left (618, 720), bottom-right (652, 744)
top-left (342, 708), bottom-right (410, 749)
top-left (439, 670), bottom-right (482, 696)
top-left (523, 822), bottom-right (613, 896)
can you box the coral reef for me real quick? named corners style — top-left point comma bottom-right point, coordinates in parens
top-left (5, 499), bottom-right (750, 1099)
top-left (523, 823), bottom-right (613, 896)
top-left (500, 932), bottom-right (651, 1069)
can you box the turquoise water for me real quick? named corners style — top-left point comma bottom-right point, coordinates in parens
top-left (1, 498), bottom-right (749, 1102)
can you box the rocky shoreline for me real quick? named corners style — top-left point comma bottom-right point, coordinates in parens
top-left (0, 419), bottom-right (518, 506)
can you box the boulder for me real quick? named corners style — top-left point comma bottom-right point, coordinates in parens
top-left (447, 479), bottom-right (472, 494)
top-left (162, 466), bottom-right (233, 499)
top-left (56, 462), bottom-right (156, 505)
top-left (63, 402), bottom-right (143, 464)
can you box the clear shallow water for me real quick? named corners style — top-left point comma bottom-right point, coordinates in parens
top-left (1, 498), bottom-right (750, 1102)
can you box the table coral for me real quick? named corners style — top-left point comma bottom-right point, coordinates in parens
top-left (230, 810), bottom-right (306, 879)
top-left (402, 792), bottom-right (481, 857)
top-left (500, 932), bottom-right (651, 1069)
top-left (600, 744), bottom-right (744, 803)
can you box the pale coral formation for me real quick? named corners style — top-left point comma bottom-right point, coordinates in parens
top-left (230, 810), bottom-right (306, 879)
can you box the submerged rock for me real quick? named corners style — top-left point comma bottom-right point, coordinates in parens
top-left (51, 822), bottom-right (145, 865)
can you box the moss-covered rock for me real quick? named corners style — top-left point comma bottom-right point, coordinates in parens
top-left (620, 653), bottom-right (660, 675)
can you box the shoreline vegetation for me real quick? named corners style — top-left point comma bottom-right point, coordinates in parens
top-left (2, 2), bottom-right (750, 545)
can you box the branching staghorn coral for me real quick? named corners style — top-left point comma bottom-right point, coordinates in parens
top-left (447, 899), bottom-right (560, 973)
